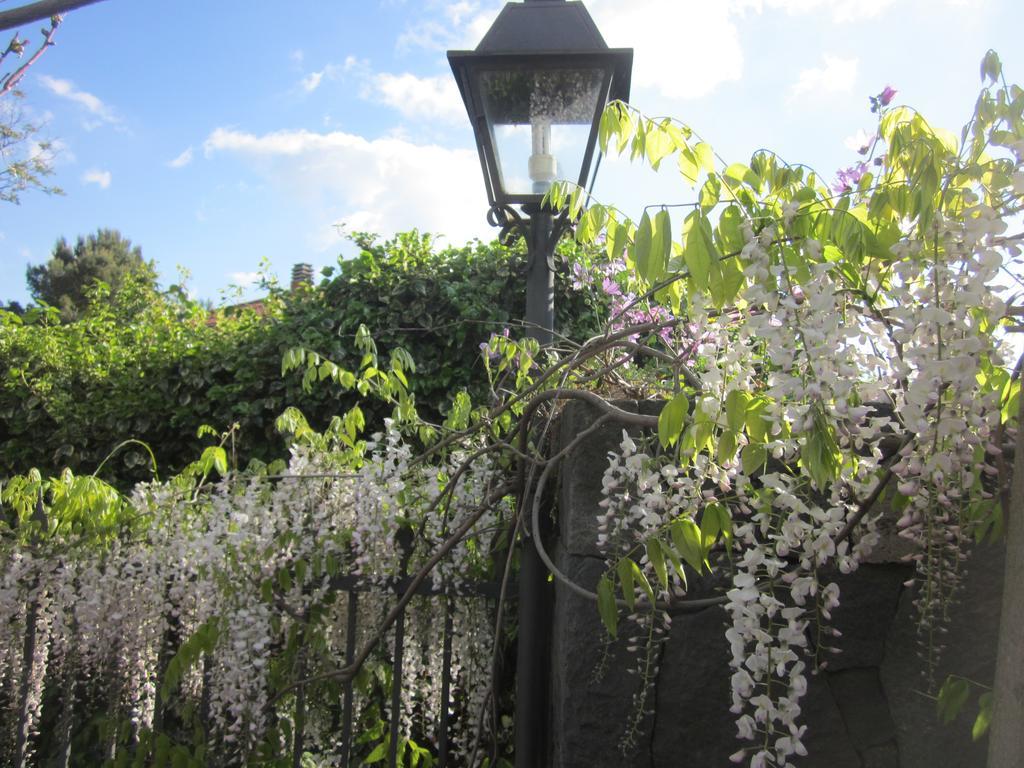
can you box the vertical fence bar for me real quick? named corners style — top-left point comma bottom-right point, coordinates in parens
top-left (292, 679), bottom-right (306, 768)
top-left (341, 590), bottom-right (358, 768)
top-left (387, 604), bottom-right (407, 768)
top-left (438, 601), bottom-right (455, 767)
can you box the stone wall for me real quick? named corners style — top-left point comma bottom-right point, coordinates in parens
top-left (549, 401), bottom-right (1003, 768)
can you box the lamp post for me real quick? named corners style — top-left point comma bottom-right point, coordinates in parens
top-left (449, 3), bottom-right (631, 765)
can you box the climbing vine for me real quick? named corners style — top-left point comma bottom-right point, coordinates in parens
top-left (0, 51), bottom-right (1022, 767)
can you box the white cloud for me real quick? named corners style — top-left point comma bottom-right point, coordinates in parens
top-left (398, 1), bottom-right (500, 51)
top-left (229, 271), bottom-right (261, 288)
top-left (445, 1), bottom-right (478, 25)
top-left (585, 0), bottom-right (747, 101)
top-left (37, 75), bottom-right (120, 127)
top-left (297, 58), bottom-right (365, 94)
top-left (364, 72), bottom-right (465, 122)
top-left (202, 127), bottom-right (489, 246)
top-left (829, 0), bottom-right (896, 22)
top-left (168, 146), bottom-right (194, 169)
top-left (790, 55), bottom-right (859, 100)
top-left (81, 169), bottom-right (111, 189)
top-left (301, 71), bottom-right (325, 93)
top-left (734, 0), bottom-right (896, 22)
top-left (407, 0), bottom-right (746, 102)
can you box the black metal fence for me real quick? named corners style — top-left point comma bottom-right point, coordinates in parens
top-left (323, 574), bottom-right (506, 768)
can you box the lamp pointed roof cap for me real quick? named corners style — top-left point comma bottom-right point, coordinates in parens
top-left (477, 0), bottom-right (609, 53)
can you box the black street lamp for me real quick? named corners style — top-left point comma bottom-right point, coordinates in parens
top-left (448, 0), bottom-right (631, 344)
top-left (448, 3), bottom-right (631, 766)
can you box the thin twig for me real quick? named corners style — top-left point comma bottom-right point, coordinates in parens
top-left (271, 482), bottom-right (516, 700)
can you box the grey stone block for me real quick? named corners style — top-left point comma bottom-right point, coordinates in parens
top-left (550, 553), bottom-right (655, 768)
top-left (550, 399), bottom-right (1007, 768)
top-left (827, 668), bottom-right (896, 750)
top-left (828, 564), bottom-right (911, 670)
top-left (557, 401), bottom-right (638, 559)
top-left (880, 542), bottom-right (1003, 768)
top-left (651, 605), bottom-right (735, 767)
top-left (796, 674), bottom-right (864, 768)
top-left (862, 742), bottom-right (901, 768)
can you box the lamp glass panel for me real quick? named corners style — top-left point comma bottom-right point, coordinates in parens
top-left (479, 67), bottom-right (604, 197)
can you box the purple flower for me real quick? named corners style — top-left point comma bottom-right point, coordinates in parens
top-left (832, 161), bottom-right (869, 194)
top-left (602, 277), bottom-right (622, 297)
top-left (480, 327), bottom-right (510, 362)
top-left (570, 262), bottom-right (592, 290)
top-left (879, 86), bottom-right (897, 107)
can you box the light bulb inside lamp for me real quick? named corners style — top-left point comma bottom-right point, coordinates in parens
top-left (528, 116), bottom-right (556, 195)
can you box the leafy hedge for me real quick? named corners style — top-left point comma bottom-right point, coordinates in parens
top-left (0, 231), bottom-right (608, 487)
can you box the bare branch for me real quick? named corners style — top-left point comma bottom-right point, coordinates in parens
top-left (0, 14), bottom-right (57, 95)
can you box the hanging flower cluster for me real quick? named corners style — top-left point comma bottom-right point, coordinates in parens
top-left (0, 423), bottom-right (509, 765)
top-left (1, 52), bottom-right (1021, 768)
top-left (571, 53), bottom-right (1024, 766)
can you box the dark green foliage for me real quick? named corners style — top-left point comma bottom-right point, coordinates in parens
top-left (25, 228), bottom-right (156, 322)
top-left (0, 231), bottom-right (608, 488)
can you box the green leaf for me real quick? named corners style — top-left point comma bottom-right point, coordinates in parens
top-left (617, 557), bottom-right (636, 610)
top-left (745, 399), bottom-right (770, 442)
top-left (277, 567), bottom-right (293, 593)
top-left (725, 390), bottom-right (749, 432)
top-left (598, 105), bottom-right (620, 153)
top-left (724, 162), bottom-right (760, 189)
top-left (800, 410), bottom-right (841, 490)
top-left (717, 429), bottom-right (738, 465)
top-left (632, 560), bottom-right (655, 602)
top-left (634, 211), bottom-right (654, 284)
top-left (615, 108), bottom-right (634, 153)
top-left (1001, 378), bottom-right (1020, 424)
top-left (678, 147), bottom-right (699, 183)
top-left (597, 575), bottom-right (619, 637)
top-left (741, 443), bottom-right (767, 476)
top-left (708, 503), bottom-right (732, 546)
top-left (671, 519), bottom-right (706, 574)
top-left (647, 539), bottom-right (669, 590)
top-left (973, 692), bottom-right (993, 741)
top-left (683, 212), bottom-right (712, 291)
top-left (634, 210), bottom-right (671, 286)
top-left (211, 447), bottom-right (227, 476)
top-left (364, 742), bottom-right (389, 764)
top-left (717, 205), bottom-right (745, 255)
top-left (694, 141), bottom-right (715, 173)
top-left (658, 392), bottom-right (690, 448)
top-left (700, 174), bottom-right (722, 212)
top-left (981, 50), bottom-right (1002, 84)
top-left (937, 676), bottom-right (971, 724)
top-left (653, 209), bottom-right (673, 282)
top-left (699, 513), bottom-right (719, 554)
top-left (645, 125), bottom-right (674, 170)
top-left (608, 218), bottom-right (629, 262)
top-left (717, 257), bottom-right (745, 307)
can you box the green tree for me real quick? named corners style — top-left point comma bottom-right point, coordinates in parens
top-left (1, 16), bottom-right (64, 205)
top-left (25, 228), bottom-right (157, 321)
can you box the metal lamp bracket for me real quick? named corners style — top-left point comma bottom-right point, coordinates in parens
top-left (487, 203), bottom-right (574, 271)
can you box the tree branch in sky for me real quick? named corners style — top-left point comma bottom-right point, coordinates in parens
top-left (0, 0), bottom-right (109, 33)
top-left (1, 14), bottom-right (60, 96)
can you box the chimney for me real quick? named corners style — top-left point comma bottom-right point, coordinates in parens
top-left (290, 263), bottom-right (314, 291)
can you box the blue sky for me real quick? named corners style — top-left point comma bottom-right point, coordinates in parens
top-left (1, 0), bottom-right (1021, 306)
